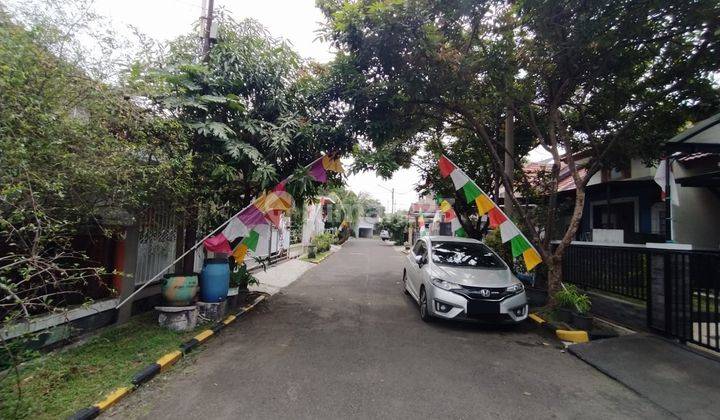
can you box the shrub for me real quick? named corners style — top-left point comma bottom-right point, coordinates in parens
top-left (554, 284), bottom-right (591, 313)
top-left (311, 233), bottom-right (334, 253)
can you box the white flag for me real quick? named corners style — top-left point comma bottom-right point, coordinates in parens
top-left (654, 160), bottom-right (679, 206)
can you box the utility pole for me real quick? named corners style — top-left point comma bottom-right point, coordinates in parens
top-left (377, 184), bottom-right (395, 214)
top-left (200, 0), bottom-right (215, 61)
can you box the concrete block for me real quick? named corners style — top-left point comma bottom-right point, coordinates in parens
top-left (156, 305), bottom-right (198, 331)
top-left (197, 301), bottom-right (227, 322)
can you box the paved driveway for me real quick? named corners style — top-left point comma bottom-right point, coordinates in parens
top-left (107, 239), bottom-right (671, 419)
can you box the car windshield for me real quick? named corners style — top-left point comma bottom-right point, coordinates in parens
top-left (430, 241), bottom-right (506, 269)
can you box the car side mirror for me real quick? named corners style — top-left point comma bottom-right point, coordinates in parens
top-left (415, 254), bottom-right (425, 266)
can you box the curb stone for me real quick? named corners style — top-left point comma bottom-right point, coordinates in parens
top-left (529, 312), bottom-right (589, 344)
top-left (68, 295), bottom-right (266, 420)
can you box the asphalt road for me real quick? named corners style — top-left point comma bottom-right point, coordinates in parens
top-left (107, 238), bottom-right (672, 419)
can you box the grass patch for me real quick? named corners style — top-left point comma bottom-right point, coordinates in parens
top-left (0, 312), bottom-right (204, 419)
top-left (299, 251), bottom-right (330, 264)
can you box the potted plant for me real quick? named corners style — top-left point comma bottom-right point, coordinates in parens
top-left (571, 293), bottom-right (593, 331)
top-left (553, 284), bottom-right (577, 323)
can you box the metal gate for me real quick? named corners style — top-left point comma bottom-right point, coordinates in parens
top-left (647, 249), bottom-right (720, 353)
top-left (135, 207), bottom-right (177, 285)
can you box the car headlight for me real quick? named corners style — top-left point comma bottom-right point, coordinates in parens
top-left (431, 278), bottom-right (462, 291)
top-left (506, 282), bottom-right (524, 293)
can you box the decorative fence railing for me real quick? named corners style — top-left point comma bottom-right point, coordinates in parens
top-left (562, 244), bottom-right (648, 301)
top-left (560, 242), bottom-right (720, 353)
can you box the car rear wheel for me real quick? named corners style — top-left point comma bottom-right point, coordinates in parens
top-left (419, 287), bottom-right (432, 322)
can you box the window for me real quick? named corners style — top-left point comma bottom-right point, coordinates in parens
top-left (430, 241), bottom-right (505, 269)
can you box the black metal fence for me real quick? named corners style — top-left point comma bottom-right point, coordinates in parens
top-left (561, 243), bottom-right (720, 353)
top-left (562, 244), bottom-right (649, 301)
top-left (656, 250), bottom-right (720, 353)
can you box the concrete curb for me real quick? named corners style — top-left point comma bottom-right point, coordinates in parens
top-left (68, 295), bottom-right (267, 420)
top-left (528, 313), bottom-right (589, 344)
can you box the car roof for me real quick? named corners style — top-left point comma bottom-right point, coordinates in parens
top-left (425, 235), bottom-right (482, 244)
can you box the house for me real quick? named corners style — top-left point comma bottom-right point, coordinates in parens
top-left (355, 216), bottom-right (379, 238)
top-left (537, 115), bottom-right (720, 249)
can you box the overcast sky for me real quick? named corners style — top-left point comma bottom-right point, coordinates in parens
top-left (49, 0), bottom-right (549, 215)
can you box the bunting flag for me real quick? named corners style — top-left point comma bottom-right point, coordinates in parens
top-left (309, 155), bottom-right (344, 183)
top-left (437, 154), bottom-right (542, 271)
top-left (204, 154), bottom-right (343, 258)
top-left (439, 199), bottom-right (452, 215)
top-left (231, 230), bottom-right (261, 264)
top-left (203, 233), bottom-right (233, 254)
top-left (450, 217), bottom-right (466, 237)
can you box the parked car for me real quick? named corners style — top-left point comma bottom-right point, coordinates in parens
top-left (403, 236), bottom-right (528, 323)
top-left (380, 229), bottom-right (390, 241)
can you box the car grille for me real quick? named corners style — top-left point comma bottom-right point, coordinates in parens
top-left (452, 285), bottom-right (514, 301)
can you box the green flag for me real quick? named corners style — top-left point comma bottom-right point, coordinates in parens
top-left (241, 229), bottom-right (260, 252)
top-left (462, 182), bottom-right (482, 204)
top-left (510, 235), bottom-right (531, 258)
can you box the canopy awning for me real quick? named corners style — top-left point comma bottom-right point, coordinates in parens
top-left (666, 113), bottom-right (720, 153)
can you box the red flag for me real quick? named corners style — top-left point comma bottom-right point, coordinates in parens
top-left (203, 234), bottom-right (232, 254)
top-left (438, 155), bottom-right (455, 178)
top-left (488, 207), bottom-right (507, 228)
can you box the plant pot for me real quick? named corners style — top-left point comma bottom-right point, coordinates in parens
top-left (161, 273), bottom-right (199, 306)
top-left (556, 307), bottom-right (573, 323)
top-left (572, 312), bottom-right (593, 331)
top-left (307, 245), bottom-right (317, 259)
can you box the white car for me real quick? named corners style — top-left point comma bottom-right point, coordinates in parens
top-left (403, 236), bottom-right (528, 323)
top-left (379, 229), bottom-right (390, 241)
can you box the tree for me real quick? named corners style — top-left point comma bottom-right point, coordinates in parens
top-left (135, 15), bottom-right (354, 269)
top-left (319, 0), bottom-right (720, 300)
top-left (377, 212), bottom-right (408, 243)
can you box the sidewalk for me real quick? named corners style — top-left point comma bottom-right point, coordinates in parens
top-left (569, 334), bottom-right (720, 419)
top-left (249, 259), bottom-right (315, 295)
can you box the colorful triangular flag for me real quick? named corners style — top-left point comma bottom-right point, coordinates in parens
top-left (203, 234), bottom-right (232, 254)
top-left (232, 243), bottom-right (248, 265)
top-left (499, 220), bottom-right (521, 243)
top-left (438, 155), bottom-right (455, 178)
top-left (241, 229), bottom-right (260, 252)
top-left (522, 247), bottom-right (542, 271)
top-left (475, 194), bottom-right (494, 215)
top-left (222, 217), bottom-right (249, 242)
top-left (488, 207), bottom-right (507, 228)
top-left (462, 182), bottom-right (482, 204)
top-left (450, 169), bottom-right (471, 190)
top-left (510, 235), bottom-right (531, 258)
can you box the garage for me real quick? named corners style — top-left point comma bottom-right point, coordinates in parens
top-left (358, 227), bottom-right (373, 238)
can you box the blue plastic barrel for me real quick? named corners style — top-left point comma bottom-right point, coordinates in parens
top-left (200, 258), bottom-right (230, 302)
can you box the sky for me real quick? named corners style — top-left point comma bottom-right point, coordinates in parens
top-left (66, 0), bottom-right (551, 215)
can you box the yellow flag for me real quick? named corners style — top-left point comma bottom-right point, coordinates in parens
top-left (322, 155), bottom-right (344, 173)
top-left (439, 200), bottom-right (452, 213)
top-left (233, 243), bottom-right (249, 265)
top-left (475, 194), bottom-right (494, 215)
top-left (522, 248), bottom-right (542, 271)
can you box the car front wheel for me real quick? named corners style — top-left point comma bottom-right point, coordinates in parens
top-left (419, 287), bottom-right (432, 323)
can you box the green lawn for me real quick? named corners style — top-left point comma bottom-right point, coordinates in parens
top-left (0, 313), bottom-right (203, 419)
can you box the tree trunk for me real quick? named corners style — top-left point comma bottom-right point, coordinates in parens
top-left (545, 255), bottom-right (562, 306)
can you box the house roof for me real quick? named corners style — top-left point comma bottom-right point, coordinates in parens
top-left (408, 202), bottom-right (438, 214)
top-left (666, 113), bottom-right (720, 153)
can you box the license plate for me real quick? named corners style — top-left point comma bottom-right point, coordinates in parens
top-left (467, 300), bottom-right (500, 315)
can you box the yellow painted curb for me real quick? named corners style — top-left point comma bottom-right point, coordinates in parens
top-left (95, 386), bottom-right (133, 411)
top-left (528, 313), bottom-right (546, 324)
top-left (194, 329), bottom-right (214, 343)
top-left (556, 329), bottom-right (589, 343)
top-left (222, 314), bottom-right (237, 325)
top-left (157, 350), bottom-right (182, 371)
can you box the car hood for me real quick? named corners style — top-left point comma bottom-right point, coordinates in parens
top-left (431, 264), bottom-right (516, 288)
